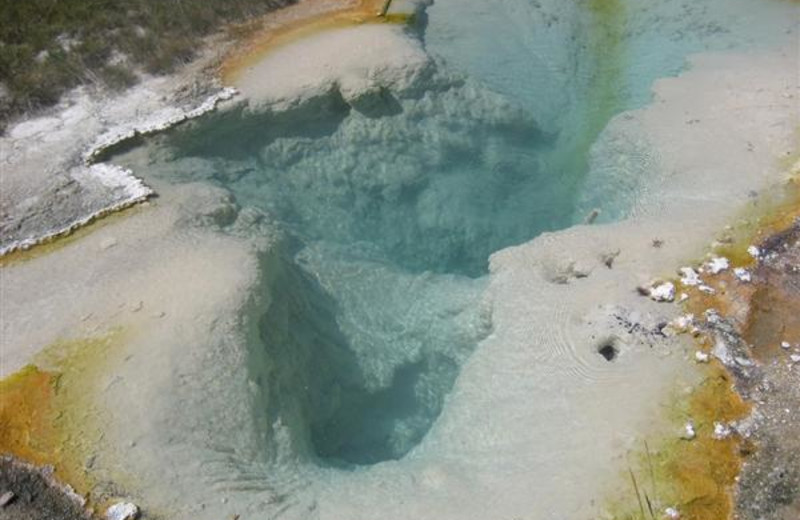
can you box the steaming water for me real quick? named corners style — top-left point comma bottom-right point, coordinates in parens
top-left (110, 0), bottom-right (796, 512)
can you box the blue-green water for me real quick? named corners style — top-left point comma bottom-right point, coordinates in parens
top-left (165, 86), bottom-right (560, 278)
top-left (115, 0), bottom-right (795, 467)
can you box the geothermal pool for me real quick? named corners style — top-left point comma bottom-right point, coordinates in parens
top-left (99, 0), bottom-right (798, 517)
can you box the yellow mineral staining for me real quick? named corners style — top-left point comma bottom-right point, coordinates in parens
top-left (0, 330), bottom-right (125, 502)
top-left (0, 204), bottom-right (144, 268)
top-left (221, 0), bottom-right (411, 83)
top-left (668, 156), bottom-right (799, 332)
top-left (0, 365), bottom-right (59, 465)
top-left (586, 0), bottom-right (626, 109)
top-left (715, 184), bottom-right (800, 268)
top-left (711, 151), bottom-right (800, 267)
top-left (565, 0), bottom-right (626, 179)
top-left (683, 167), bottom-right (800, 358)
top-left (718, 203), bottom-right (800, 362)
top-left (608, 155), bottom-right (800, 519)
top-left (663, 369), bottom-right (749, 520)
top-left (607, 364), bottom-right (749, 520)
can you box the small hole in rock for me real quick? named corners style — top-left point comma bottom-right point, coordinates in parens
top-left (598, 343), bottom-right (618, 362)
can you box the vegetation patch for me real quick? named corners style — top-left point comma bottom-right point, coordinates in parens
top-left (0, 0), bottom-right (296, 128)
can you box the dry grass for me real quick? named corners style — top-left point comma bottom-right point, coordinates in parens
top-left (0, 0), bottom-right (296, 129)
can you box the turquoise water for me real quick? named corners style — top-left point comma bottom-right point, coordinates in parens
top-left (166, 87), bottom-right (560, 278)
top-left (115, 0), bottom-right (795, 467)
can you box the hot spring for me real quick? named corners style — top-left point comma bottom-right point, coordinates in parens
top-left (102, 0), bottom-right (797, 514)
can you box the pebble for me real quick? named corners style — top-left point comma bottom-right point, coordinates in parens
top-left (673, 314), bottom-right (694, 328)
top-left (106, 502), bottom-right (139, 520)
top-left (100, 237), bottom-right (118, 250)
top-left (706, 256), bottom-right (729, 274)
top-left (713, 422), bottom-right (732, 440)
top-left (695, 351), bottom-right (710, 363)
top-left (780, 341), bottom-right (791, 349)
top-left (649, 281), bottom-right (675, 302)
top-left (681, 422), bottom-right (696, 440)
top-left (733, 267), bottom-right (751, 282)
top-left (747, 245), bottom-right (761, 259)
top-left (679, 267), bottom-right (701, 286)
top-left (665, 507), bottom-right (681, 519)
top-left (0, 491), bottom-right (16, 508)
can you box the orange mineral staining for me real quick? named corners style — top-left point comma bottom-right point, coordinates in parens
top-left (0, 365), bottom-right (59, 466)
top-left (0, 331), bottom-right (126, 502)
top-left (221, 0), bottom-right (410, 83)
